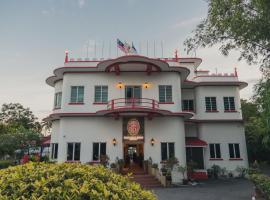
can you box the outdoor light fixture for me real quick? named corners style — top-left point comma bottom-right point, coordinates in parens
top-left (150, 138), bottom-right (155, 146)
top-left (143, 82), bottom-right (150, 89)
top-left (112, 138), bottom-right (117, 146)
top-left (116, 82), bottom-right (124, 89)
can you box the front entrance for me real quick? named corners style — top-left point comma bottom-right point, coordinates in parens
top-left (123, 143), bottom-right (144, 168)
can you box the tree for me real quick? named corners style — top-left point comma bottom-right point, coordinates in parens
top-left (0, 103), bottom-right (41, 132)
top-left (184, 0), bottom-right (270, 76)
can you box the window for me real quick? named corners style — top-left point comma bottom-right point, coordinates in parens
top-left (182, 100), bottom-right (194, 111)
top-left (51, 143), bottom-right (58, 159)
top-left (161, 142), bottom-right (175, 161)
top-left (205, 97), bottom-right (217, 111)
top-left (67, 142), bottom-right (81, 161)
top-left (54, 92), bottom-right (62, 108)
top-left (209, 143), bottom-right (221, 159)
top-left (228, 143), bottom-right (241, 159)
top-left (159, 85), bottom-right (172, 103)
top-left (94, 86), bottom-right (108, 103)
top-left (223, 97), bottom-right (235, 111)
top-left (70, 86), bottom-right (84, 103)
top-left (93, 142), bottom-right (106, 161)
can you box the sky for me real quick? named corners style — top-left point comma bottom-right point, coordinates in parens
top-left (0, 0), bottom-right (262, 121)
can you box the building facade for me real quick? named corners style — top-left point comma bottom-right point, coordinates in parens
top-left (46, 53), bottom-right (248, 173)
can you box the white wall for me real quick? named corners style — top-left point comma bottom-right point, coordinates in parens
top-left (194, 86), bottom-right (242, 120)
top-left (60, 72), bottom-right (182, 113)
top-left (144, 117), bottom-right (186, 168)
top-left (200, 122), bottom-right (248, 171)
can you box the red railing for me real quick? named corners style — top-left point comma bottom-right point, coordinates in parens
top-left (107, 98), bottom-right (159, 110)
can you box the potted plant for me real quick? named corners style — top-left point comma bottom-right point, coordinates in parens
top-left (100, 155), bottom-right (109, 167)
top-left (220, 167), bottom-right (227, 178)
top-left (151, 163), bottom-right (158, 176)
top-left (211, 164), bottom-right (221, 179)
top-left (236, 166), bottom-right (247, 178)
top-left (110, 163), bottom-right (117, 173)
top-left (177, 165), bottom-right (188, 185)
top-left (207, 168), bottom-right (213, 178)
top-left (187, 160), bottom-right (198, 180)
top-left (161, 166), bottom-right (167, 176)
top-left (117, 159), bottom-right (124, 174)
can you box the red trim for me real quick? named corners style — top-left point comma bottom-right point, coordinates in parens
top-left (224, 110), bottom-right (237, 112)
top-left (209, 158), bottom-right (223, 161)
top-left (193, 75), bottom-right (237, 78)
top-left (195, 70), bottom-right (209, 72)
top-left (68, 102), bottom-right (84, 105)
top-left (187, 119), bottom-right (244, 123)
top-left (229, 158), bottom-right (243, 161)
top-left (189, 172), bottom-right (208, 180)
top-left (93, 102), bottom-right (107, 105)
top-left (186, 138), bottom-right (207, 146)
top-left (205, 110), bottom-right (219, 112)
top-left (159, 102), bottom-right (174, 104)
top-left (182, 109), bottom-right (194, 112)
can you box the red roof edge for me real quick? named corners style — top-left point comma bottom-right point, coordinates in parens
top-left (186, 137), bottom-right (207, 146)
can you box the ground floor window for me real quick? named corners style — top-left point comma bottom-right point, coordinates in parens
top-left (93, 142), bottom-right (106, 161)
top-left (228, 143), bottom-right (241, 159)
top-left (161, 142), bottom-right (175, 161)
top-left (209, 143), bottom-right (221, 159)
top-left (67, 142), bottom-right (81, 161)
top-left (186, 147), bottom-right (204, 169)
top-left (51, 143), bottom-right (58, 159)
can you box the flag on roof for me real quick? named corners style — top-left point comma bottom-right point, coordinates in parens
top-left (130, 42), bottom-right (137, 54)
top-left (117, 39), bottom-right (128, 53)
top-left (124, 41), bottom-right (131, 53)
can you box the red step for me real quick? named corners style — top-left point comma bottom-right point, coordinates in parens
top-left (131, 174), bottom-right (163, 188)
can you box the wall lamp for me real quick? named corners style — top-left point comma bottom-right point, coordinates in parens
top-left (112, 138), bottom-right (117, 146)
top-left (143, 82), bottom-right (150, 89)
top-left (150, 138), bottom-right (155, 146)
top-left (116, 82), bottom-right (124, 89)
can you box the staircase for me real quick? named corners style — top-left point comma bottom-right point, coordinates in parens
top-left (129, 164), bottom-right (163, 189)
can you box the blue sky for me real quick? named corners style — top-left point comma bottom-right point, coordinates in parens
top-left (0, 0), bottom-right (261, 120)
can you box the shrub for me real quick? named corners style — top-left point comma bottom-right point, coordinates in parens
top-left (151, 163), bottom-right (158, 169)
top-left (0, 162), bottom-right (156, 200)
top-left (0, 160), bottom-right (15, 169)
top-left (249, 173), bottom-right (270, 198)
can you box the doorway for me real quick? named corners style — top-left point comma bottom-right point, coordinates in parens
top-left (125, 86), bottom-right (142, 104)
top-left (123, 143), bottom-right (144, 168)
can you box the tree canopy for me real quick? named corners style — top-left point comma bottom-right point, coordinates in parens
top-left (184, 0), bottom-right (270, 76)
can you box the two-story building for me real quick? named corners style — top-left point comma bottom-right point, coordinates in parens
top-left (46, 53), bottom-right (248, 173)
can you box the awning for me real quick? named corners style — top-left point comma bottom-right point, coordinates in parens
top-left (186, 137), bottom-right (207, 147)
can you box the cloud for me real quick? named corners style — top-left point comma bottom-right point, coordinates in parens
top-left (78, 0), bottom-right (86, 8)
top-left (172, 16), bottom-right (204, 29)
top-left (41, 7), bottom-right (55, 16)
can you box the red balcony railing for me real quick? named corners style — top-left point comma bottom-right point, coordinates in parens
top-left (107, 98), bottom-right (159, 111)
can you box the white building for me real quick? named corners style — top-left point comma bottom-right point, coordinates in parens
top-left (46, 53), bottom-right (248, 175)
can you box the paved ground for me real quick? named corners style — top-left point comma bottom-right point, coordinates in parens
top-left (154, 178), bottom-right (255, 200)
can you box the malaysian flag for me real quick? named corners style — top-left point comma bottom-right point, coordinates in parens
top-left (117, 39), bottom-right (128, 54)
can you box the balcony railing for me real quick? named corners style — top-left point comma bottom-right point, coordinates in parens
top-left (107, 98), bottom-right (159, 111)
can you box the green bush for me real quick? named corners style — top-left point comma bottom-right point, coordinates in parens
top-left (0, 162), bottom-right (156, 200)
top-left (0, 160), bottom-right (15, 169)
top-left (249, 173), bottom-right (270, 198)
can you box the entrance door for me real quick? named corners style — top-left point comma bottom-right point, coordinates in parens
top-left (186, 147), bottom-right (204, 169)
top-left (124, 143), bottom-right (144, 167)
top-left (125, 86), bottom-right (141, 104)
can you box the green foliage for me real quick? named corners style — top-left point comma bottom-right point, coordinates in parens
top-left (249, 173), bottom-right (270, 198)
top-left (0, 160), bottom-right (15, 169)
top-left (0, 162), bottom-right (157, 200)
top-left (184, 0), bottom-right (270, 75)
top-left (151, 163), bottom-right (158, 169)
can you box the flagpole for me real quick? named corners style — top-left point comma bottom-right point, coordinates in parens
top-left (154, 40), bottom-right (156, 58)
top-left (109, 40), bottom-right (111, 58)
top-left (161, 41), bottom-right (164, 58)
top-left (146, 40), bottom-right (149, 57)
top-left (101, 41), bottom-right (104, 58)
top-left (94, 40), bottom-right (97, 59)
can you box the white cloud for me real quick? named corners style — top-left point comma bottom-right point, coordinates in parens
top-left (172, 16), bottom-right (204, 29)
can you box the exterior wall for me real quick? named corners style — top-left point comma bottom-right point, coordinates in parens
top-left (200, 122), bottom-right (248, 171)
top-left (144, 117), bottom-right (186, 168)
top-left (185, 123), bottom-right (198, 137)
top-left (194, 86), bottom-right (242, 120)
top-left (60, 72), bottom-right (182, 113)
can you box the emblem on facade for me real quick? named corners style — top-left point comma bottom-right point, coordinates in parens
top-left (127, 118), bottom-right (140, 136)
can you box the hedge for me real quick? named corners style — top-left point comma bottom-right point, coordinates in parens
top-left (0, 162), bottom-right (156, 200)
top-left (0, 160), bottom-right (15, 169)
top-left (249, 173), bottom-right (270, 199)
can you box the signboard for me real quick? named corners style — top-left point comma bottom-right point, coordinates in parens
top-left (123, 117), bottom-right (144, 141)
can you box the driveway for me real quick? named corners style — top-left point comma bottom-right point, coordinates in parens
top-left (154, 179), bottom-right (255, 200)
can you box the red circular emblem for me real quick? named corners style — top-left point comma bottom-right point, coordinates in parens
top-left (127, 118), bottom-right (140, 136)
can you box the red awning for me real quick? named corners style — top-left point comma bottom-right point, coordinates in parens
top-left (186, 138), bottom-right (207, 147)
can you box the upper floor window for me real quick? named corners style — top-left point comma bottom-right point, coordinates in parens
top-left (161, 142), bottom-right (175, 161)
top-left (182, 99), bottom-right (194, 111)
top-left (228, 143), bottom-right (241, 159)
top-left (70, 86), bottom-right (84, 103)
top-left (94, 86), bottom-right (108, 103)
top-left (205, 97), bottom-right (217, 112)
top-left (93, 142), bottom-right (106, 161)
top-left (51, 143), bottom-right (58, 159)
top-left (54, 92), bottom-right (62, 109)
top-left (159, 85), bottom-right (172, 103)
top-left (223, 97), bottom-right (235, 111)
top-left (67, 142), bottom-right (81, 161)
top-left (209, 143), bottom-right (221, 159)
